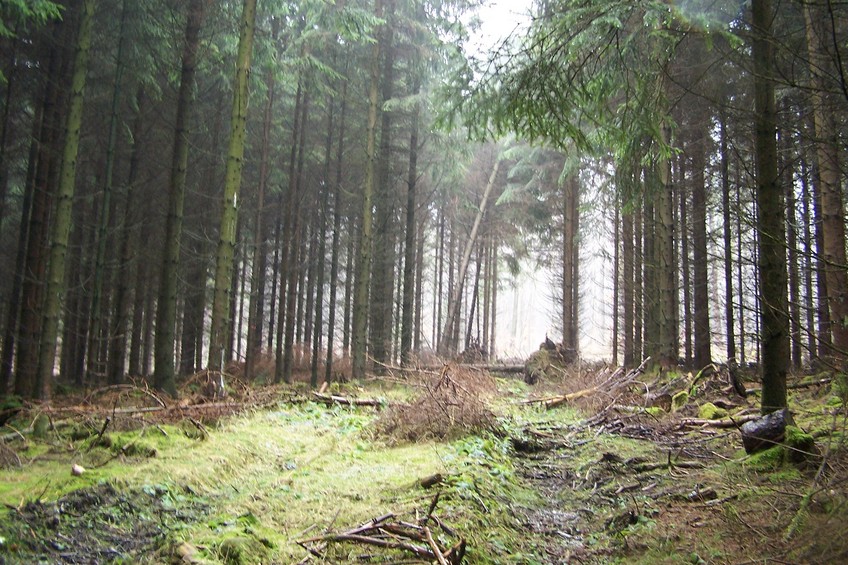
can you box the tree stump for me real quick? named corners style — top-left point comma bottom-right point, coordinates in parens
top-left (739, 408), bottom-right (794, 454)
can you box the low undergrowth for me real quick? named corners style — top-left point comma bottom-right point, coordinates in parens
top-left (0, 365), bottom-right (846, 563)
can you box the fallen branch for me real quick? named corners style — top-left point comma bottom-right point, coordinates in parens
top-left (310, 392), bottom-right (384, 407)
top-left (676, 414), bottom-right (759, 429)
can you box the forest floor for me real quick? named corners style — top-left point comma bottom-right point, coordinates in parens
top-left (0, 357), bottom-right (846, 564)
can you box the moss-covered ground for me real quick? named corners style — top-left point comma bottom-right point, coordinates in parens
top-left (0, 366), bottom-right (846, 563)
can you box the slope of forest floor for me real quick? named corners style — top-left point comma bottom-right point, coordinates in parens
top-left (0, 359), bottom-right (846, 564)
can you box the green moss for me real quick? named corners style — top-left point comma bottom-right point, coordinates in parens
top-left (698, 402), bottom-right (728, 420)
top-left (784, 426), bottom-right (817, 463)
top-left (671, 391), bottom-right (689, 412)
top-left (745, 445), bottom-right (785, 471)
top-left (645, 406), bottom-right (665, 417)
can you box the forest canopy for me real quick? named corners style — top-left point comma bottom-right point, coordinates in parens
top-left (0, 0), bottom-right (845, 418)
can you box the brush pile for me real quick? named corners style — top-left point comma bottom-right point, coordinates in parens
top-left (373, 364), bottom-right (496, 443)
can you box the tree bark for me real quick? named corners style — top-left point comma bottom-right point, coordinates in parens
top-left (719, 108), bottom-right (735, 363)
top-left (752, 0), bottom-right (788, 413)
top-left (804, 2), bottom-right (848, 366)
top-left (351, 0), bottom-right (383, 380)
top-left (35, 0), bottom-right (96, 399)
top-left (208, 0), bottom-right (257, 372)
top-left (107, 87), bottom-right (147, 384)
top-left (400, 63), bottom-right (420, 365)
top-left (153, 0), bottom-right (204, 396)
top-left (325, 71), bottom-right (348, 382)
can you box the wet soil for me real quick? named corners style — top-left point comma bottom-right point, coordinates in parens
top-left (0, 482), bottom-right (208, 564)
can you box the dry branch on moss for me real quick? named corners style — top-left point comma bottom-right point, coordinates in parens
top-left (297, 496), bottom-right (465, 564)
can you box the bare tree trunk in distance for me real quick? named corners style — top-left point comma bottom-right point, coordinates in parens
top-left (439, 156), bottom-right (500, 356)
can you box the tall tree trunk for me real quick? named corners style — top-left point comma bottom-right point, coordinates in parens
top-left (655, 123), bottom-right (676, 367)
top-left (282, 88), bottom-right (309, 382)
top-left (351, 0), bottom-right (383, 380)
top-left (804, 2), bottom-right (848, 365)
top-left (245, 52), bottom-right (277, 380)
top-left (800, 157), bottom-right (816, 363)
top-left (719, 109), bottom-right (735, 363)
top-left (691, 115), bottom-right (712, 369)
top-left (35, 0), bottom-right (96, 400)
top-left (86, 0), bottom-right (128, 385)
top-left (274, 81), bottom-right (302, 382)
top-left (752, 0), bottom-right (788, 413)
top-left (208, 0), bottom-right (257, 372)
top-left (612, 195), bottom-right (620, 367)
top-left (439, 156), bottom-right (500, 356)
top-left (369, 0), bottom-right (396, 369)
top-left (14, 20), bottom-right (70, 398)
top-left (311, 88), bottom-right (335, 387)
top-left (562, 173), bottom-right (578, 362)
top-left (400, 71), bottom-right (420, 365)
top-left (325, 73), bottom-right (348, 382)
top-left (781, 119), bottom-right (802, 370)
top-left (679, 158), bottom-right (692, 366)
top-left (621, 183), bottom-right (634, 367)
top-left (1, 79), bottom-right (44, 392)
top-left (153, 0), bottom-right (204, 396)
top-left (489, 237), bottom-right (498, 359)
top-left (107, 87), bottom-right (147, 384)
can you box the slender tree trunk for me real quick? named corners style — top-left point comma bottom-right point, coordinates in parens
top-left (719, 109), bottom-right (735, 363)
top-left (86, 0), bottom-right (127, 385)
top-left (311, 88), bottom-right (335, 387)
top-left (245, 58), bottom-right (277, 380)
top-left (562, 173), bottom-right (578, 362)
top-left (208, 0), bottom-right (257, 372)
top-left (679, 159), bottom-right (692, 366)
top-left (691, 116), bottom-right (712, 369)
top-left (274, 80), bottom-right (302, 382)
top-left (439, 157), bottom-right (500, 356)
top-left (612, 194), bottom-right (620, 367)
top-left (153, 0), bottom-right (204, 395)
top-left (283, 88), bottom-right (309, 382)
top-left (35, 0), bottom-right (96, 400)
top-left (14, 21), bottom-right (69, 398)
top-left (800, 157), bottom-right (816, 363)
top-left (655, 124), bottom-right (676, 367)
top-left (369, 0), bottom-right (396, 369)
top-left (400, 71), bottom-right (420, 365)
top-left (752, 0), bottom-right (788, 413)
top-left (325, 73), bottom-right (348, 382)
top-left (736, 166), bottom-right (746, 364)
top-left (107, 87), bottom-right (147, 384)
top-left (489, 238), bottom-right (498, 359)
top-left (781, 120), bottom-right (802, 370)
top-left (351, 0), bottom-right (383, 379)
top-left (1, 81), bottom-right (43, 392)
top-left (622, 186), bottom-right (634, 367)
top-left (804, 3), bottom-right (848, 365)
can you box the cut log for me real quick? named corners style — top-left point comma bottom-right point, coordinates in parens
top-left (739, 408), bottom-right (794, 454)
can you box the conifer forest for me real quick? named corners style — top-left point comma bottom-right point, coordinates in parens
top-left (0, 0), bottom-right (846, 563)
